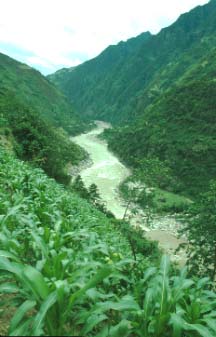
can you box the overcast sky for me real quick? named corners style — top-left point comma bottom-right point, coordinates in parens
top-left (0, 0), bottom-right (209, 75)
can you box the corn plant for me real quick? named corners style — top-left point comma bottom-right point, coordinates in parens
top-left (1, 149), bottom-right (216, 336)
top-left (125, 256), bottom-right (216, 337)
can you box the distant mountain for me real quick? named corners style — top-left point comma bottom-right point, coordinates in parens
top-left (47, 32), bottom-right (152, 123)
top-left (0, 53), bottom-right (87, 134)
top-left (48, 0), bottom-right (215, 124)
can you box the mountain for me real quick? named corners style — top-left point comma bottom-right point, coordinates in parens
top-left (104, 50), bottom-right (216, 196)
top-left (0, 53), bottom-right (88, 183)
top-left (49, 0), bottom-right (216, 196)
top-left (102, 1), bottom-right (216, 197)
top-left (48, 31), bottom-right (152, 123)
top-left (48, 0), bottom-right (215, 124)
top-left (0, 52), bottom-right (87, 134)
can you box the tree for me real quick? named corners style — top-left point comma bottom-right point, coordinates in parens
top-left (181, 180), bottom-right (216, 280)
top-left (122, 179), bottom-right (156, 226)
top-left (88, 183), bottom-right (112, 216)
top-left (134, 158), bottom-right (173, 189)
top-left (71, 175), bottom-right (89, 199)
top-left (88, 183), bottom-right (100, 204)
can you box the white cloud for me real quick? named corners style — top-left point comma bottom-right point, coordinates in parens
top-left (0, 0), bottom-right (209, 74)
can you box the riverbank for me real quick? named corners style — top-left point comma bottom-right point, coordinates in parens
top-left (72, 121), bottom-right (131, 218)
top-left (71, 121), bottom-right (187, 264)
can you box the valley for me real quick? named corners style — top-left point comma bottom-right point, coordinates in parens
top-left (72, 121), bottom-right (186, 262)
top-left (1, 1), bottom-right (216, 335)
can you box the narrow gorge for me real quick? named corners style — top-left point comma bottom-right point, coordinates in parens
top-left (72, 121), bottom-right (186, 264)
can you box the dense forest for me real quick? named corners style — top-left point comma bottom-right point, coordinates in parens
top-left (1, 0), bottom-right (216, 336)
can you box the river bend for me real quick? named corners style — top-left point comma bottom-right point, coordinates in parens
top-left (72, 121), bottom-right (186, 263)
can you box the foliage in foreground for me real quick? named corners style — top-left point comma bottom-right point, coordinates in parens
top-left (0, 149), bottom-right (216, 336)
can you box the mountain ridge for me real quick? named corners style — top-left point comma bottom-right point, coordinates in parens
top-left (48, 0), bottom-right (215, 124)
top-left (48, 0), bottom-right (216, 195)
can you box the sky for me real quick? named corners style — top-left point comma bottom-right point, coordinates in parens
top-left (0, 0), bottom-right (209, 75)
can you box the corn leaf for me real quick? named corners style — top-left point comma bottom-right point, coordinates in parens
top-left (184, 322), bottom-right (214, 337)
top-left (9, 300), bottom-right (36, 334)
top-left (108, 320), bottom-right (131, 337)
top-left (202, 318), bottom-right (216, 333)
top-left (0, 257), bottom-right (23, 277)
top-left (82, 314), bottom-right (108, 335)
top-left (0, 282), bottom-right (20, 294)
top-left (30, 291), bottom-right (57, 336)
top-left (9, 318), bottom-right (32, 336)
top-left (169, 313), bottom-right (183, 337)
top-left (69, 265), bottom-right (112, 308)
top-left (0, 250), bottom-right (20, 262)
top-left (22, 265), bottom-right (49, 301)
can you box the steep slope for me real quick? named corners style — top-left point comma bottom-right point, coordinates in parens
top-left (1, 147), bottom-right (216, 336)
top-left (48, 32), bottom-right (152, 122)
top-left (48, 0), bottom-right (215, 124)
top-left (0, 53), bottom-right (90, 183)
top-left (104, 50), bottom-right (216, 196)
top-left (0, 53), bottom-right (87, 134)
top-left (0, 88), bottom-right (86, 184)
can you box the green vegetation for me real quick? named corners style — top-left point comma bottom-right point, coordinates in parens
top-left (49, 0), bottom-right (216, 197)
top-left (48, 32), bottom-right (152, 123)
top-left (0, 52), bottom-right (95, 184)
top-left (48, 1), bottom-right (216, 125)
top-left (180, 179), bottom-right (216, 281)
top-left (71, 176), bottom-right (114, 216)
top-left (104, 77), bottom-right (216, 197)
top-left (1, 2), bottom-right (216, 335)
top-left (0, 88), bottom-right (86, 184)
top-left (120, 179), bottom-right (191, 215)
top-left (0, 52), bottom-right (88, 134)
top-left (1, 148), bottom-right (216, 336)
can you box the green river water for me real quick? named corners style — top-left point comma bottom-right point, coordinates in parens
top-left (72, 121), bottom-right (186, 263)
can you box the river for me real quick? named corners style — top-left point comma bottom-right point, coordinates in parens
top-left (72, 121), bottom-right (130, 218)
top-left (72, 121), bottom-right (186, 264)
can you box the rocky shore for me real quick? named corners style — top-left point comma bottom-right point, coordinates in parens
top-left (68, 156), bottom-right (93, 180)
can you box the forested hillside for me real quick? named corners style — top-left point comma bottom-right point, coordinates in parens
top-left (48, 32), bottom-right (152, 123)
top-left (104, 50), bottom-right (216, 196)
top-left (0, 53), bottom-right (87, 134)
top-left (48, 0), bottom-right (216, 124)
top-left (0, 53), bottom-right (90, 183)
top-left (49, 0), bottom-right (216, 196)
